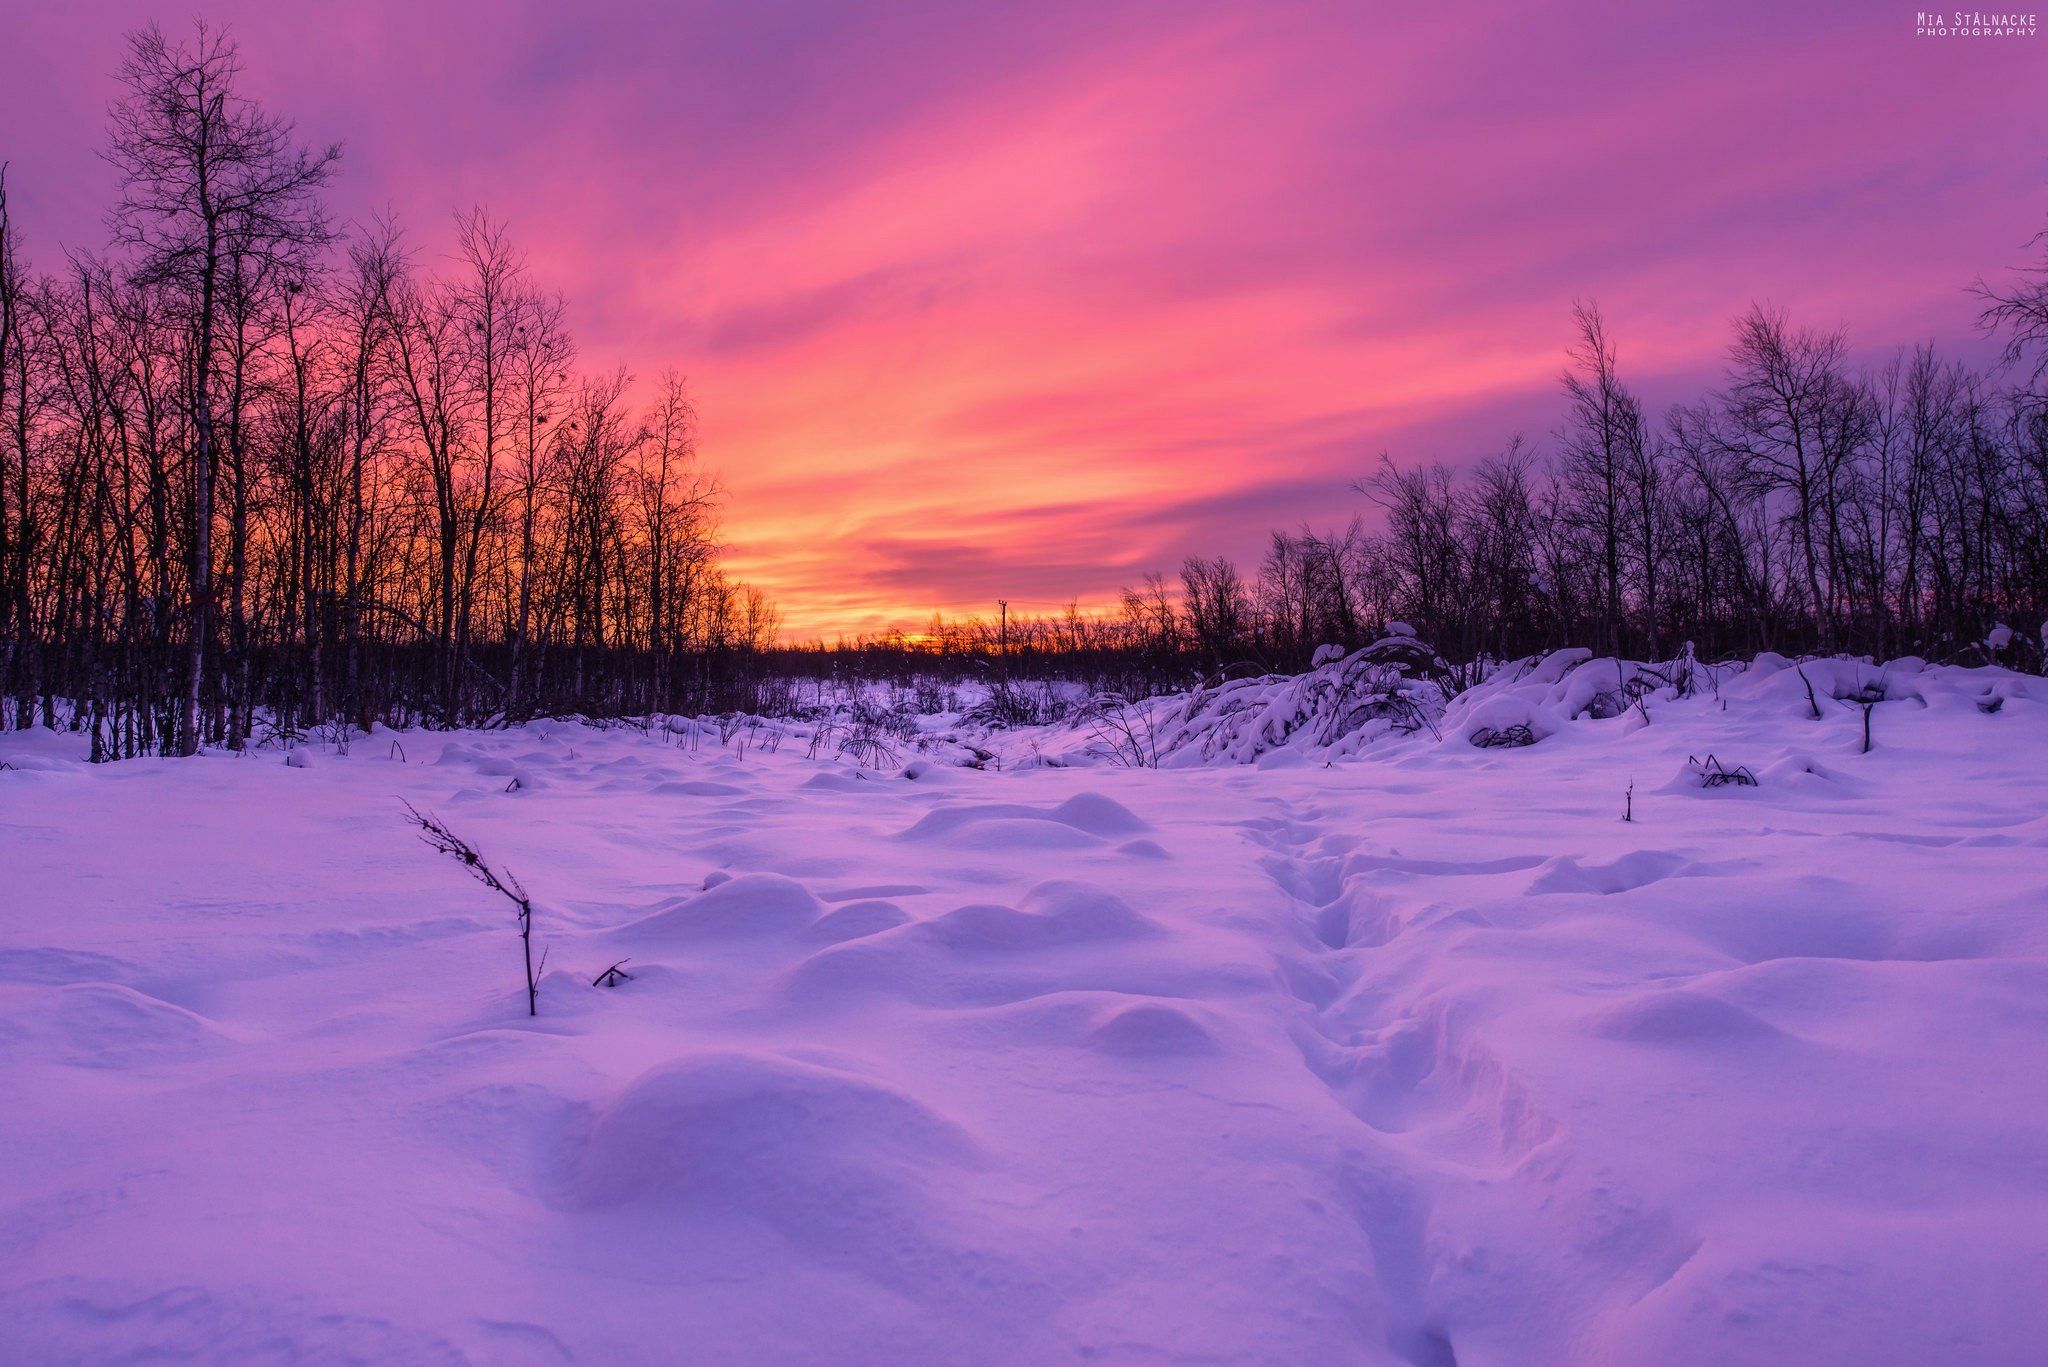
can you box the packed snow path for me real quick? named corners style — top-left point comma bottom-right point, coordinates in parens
top-left (4, 682), bottom-right (2047, 1363)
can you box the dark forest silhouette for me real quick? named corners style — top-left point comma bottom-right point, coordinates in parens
top-left (0, 23), bottom-right (777, 759)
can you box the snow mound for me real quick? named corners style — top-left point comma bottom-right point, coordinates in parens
top-left (804, 898), bottom-right (912, 944)
top-left (2, 983), bottom-right (229, 1069)
top-left (925, 881), bottom-right (1156, 951)
top-left (1528, 850), bottom-right (1693, 895)
top-left (564, 1052), bottom-right (986, 1283)
top-left (1048, 791), bottom-right (1150, 836)
top-left (652, 779), bottom-right (746, 797)
top-left (1087, 1000), bottom-right (1218, 1056)
top-left (612, 873), bottom-right (822, 942)
top-left (784, 879), bottom-right (1164, 1007)
top-left (1586, 989), bottom-right (1787, 1046)
top-left (895, 793), bottom-right (1145, 846)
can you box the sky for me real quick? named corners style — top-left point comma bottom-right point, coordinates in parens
top-left (3, 1), bottom-right (2045, 638)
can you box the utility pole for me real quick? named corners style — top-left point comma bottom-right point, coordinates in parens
top-left (997, 599), bottom-right (1009, 698)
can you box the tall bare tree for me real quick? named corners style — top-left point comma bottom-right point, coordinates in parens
top-left (105, 21), bottom-right (338, 751)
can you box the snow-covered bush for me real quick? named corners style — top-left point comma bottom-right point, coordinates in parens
top-left (1138, 633), bottom-right (1450, 766)
top-left (1072, 693), bottom-right (1161, 768)
top-left (1443, 646), bottom-right (1745, 745)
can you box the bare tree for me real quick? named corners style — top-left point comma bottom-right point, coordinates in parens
top-left (105, 21), bottom-right (338, 752)
top-left (1976, 223), bottom-right (2048, 396)
top-left (1557, 301), bottom-right (1646, 654)
top-left (506, 288), bottom-right (572, 715)
top-left (1179, 555), bottom-right (1251, 669)
top-left (634, 370), bottom-right (717, 682)
top-left (1718, 306), bottom-right (1853, 648)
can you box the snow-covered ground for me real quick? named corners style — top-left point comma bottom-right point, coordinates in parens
top-left (4, 657), bottom-right (2047, 1364)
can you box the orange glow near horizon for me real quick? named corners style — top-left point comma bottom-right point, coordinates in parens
top-left (7, 2), bottom-right (2045, 638)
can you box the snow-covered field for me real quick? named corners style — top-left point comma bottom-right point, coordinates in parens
top-left (4, 656), bottom-right (2047, 1364)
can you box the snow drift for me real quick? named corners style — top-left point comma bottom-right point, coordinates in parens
top-left (4, 649), bottom-right (2046, 1363)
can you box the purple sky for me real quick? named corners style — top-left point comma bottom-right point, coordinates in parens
top-left (4, 1), bottom-right (2044, 634)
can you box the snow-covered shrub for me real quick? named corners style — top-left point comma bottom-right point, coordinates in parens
top-left (1138, 634), bottom-right (1450, 766)
top-left (1470, 721), bottom-right (1537, 749)
top-left (1443, 646), bottom-right (1746, 745)
top-left (809, 697), bottom-right (919, 769)
top-left (1454, 694), bottom-right (1556, 748)
top-left (1071, 693), bottom-right (1161, 768)
top-left (963, 680), bottom-right (1071, 729)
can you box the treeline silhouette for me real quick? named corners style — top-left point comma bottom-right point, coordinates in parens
top-left (0, 23), bottom-right (779, 758)
top-left (822, 288), bottom-right (2048, 696)
top-left (1309, 299), bottom-right (2048, 670)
